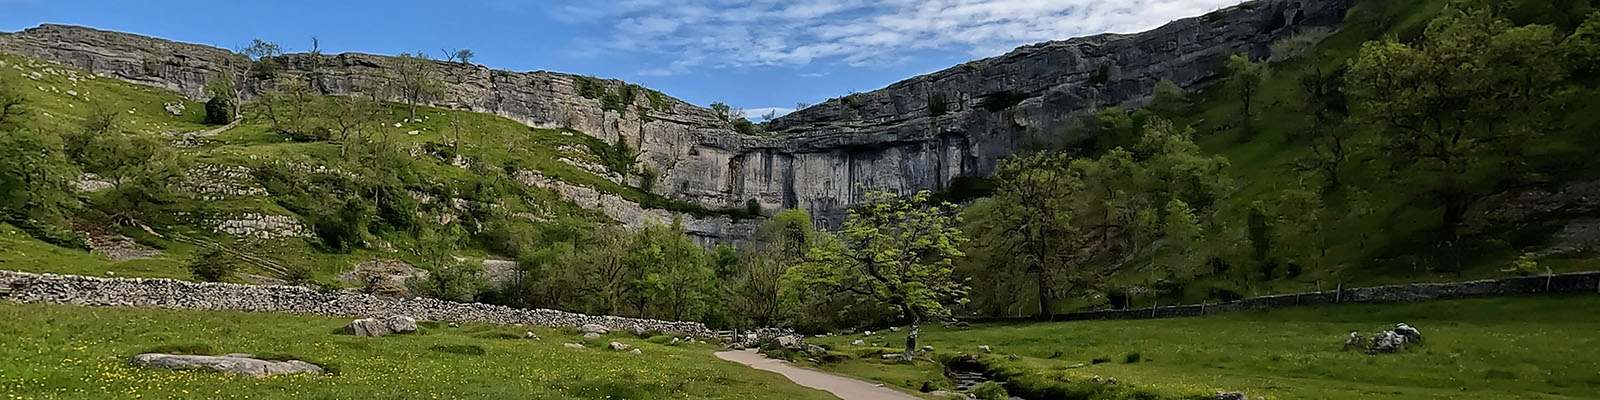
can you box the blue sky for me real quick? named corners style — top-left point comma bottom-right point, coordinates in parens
top-left (0, 0), bottom-right (1243, 119)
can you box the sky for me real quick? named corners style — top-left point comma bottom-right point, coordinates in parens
top-left (0, 0), bottom-right (1245, 119)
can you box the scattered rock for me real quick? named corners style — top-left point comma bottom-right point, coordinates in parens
top-left (1343, 331), bottom-right (1364, 351)
top-left (1215, 391), bottom-right (1247, 400)
top-left (163, 101), bottom-right (185, 116)
top-left (448, 322), bottom-right (460, 328)
top-left (1395, 323), bottom-right (1422, 343)
top-left (1368, 330), bottom-right (1407, 354)
top-left (920, 345), bottom-right (934, 352)
top-left (881, 353), bottom-right (909, 361)
top-left (132, 353), bottom-right (322, 377)
top-left (629, 348), bottom-right (642, 355)
top-left (978, 345), bottom-right (991, 353)
top-left (608, 342), bottom-right (630, 351)
top-left (346, 315), bottom-right (416, 337)
top-left (889, 326), bottom-right (900, 332)
top-left (578, 324), bottom-right (609, 334)
top-left (383, 315), bottom-right (417, 334)
top-left (564, 343), bottom-right (585, 349)
top-left (84, 232), bottom-right (159, 262)
top-left (806, 344), bottom-right (826, 355)
top-left (851, 340), bottom-right (866, 346)
top-left (524, 331), bottom-right (540, 340)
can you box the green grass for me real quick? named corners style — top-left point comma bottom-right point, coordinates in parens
top-left (0, 302), bottom-right (837, 400)
top-left (810, 295), bottom-right (1600, 399)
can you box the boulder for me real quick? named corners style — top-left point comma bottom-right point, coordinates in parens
top-left (382, 315), bottom-right (418, 334)
top-left (1215, 392), bottom-right (1247, 400)
top-left (920, 345), bottom-right (934, 352)
top-left (578, 324), bottom-right (609, 334)
top-left (1368, 330), bottom-right (1407, 353)
top-left (806, 344), bottom-right (826, 355)
top-left (564, 343), bottom-right (586, 349)
top-left (347, 318), bottom-right (391, 337)
top-left (131, 353), bottom-right (322, 378)
top-left (524, 332), bottom-right (540, 340)
top-left (851, 340), bottom-right (866, 346)
top-left (608, 342), bottom-right (631, 351)
top-left (629, 348), bottom-right (643, 355)
top-left (583, 332), bottom-right (601, 339)
top-left (629, 326), bottom-right (648, 337)
top-left (1395, 323), bottom-right (1422, 343)
top-left (978, 345), bottom-right (991, 353)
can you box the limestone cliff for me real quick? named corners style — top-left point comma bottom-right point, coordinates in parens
top-left (663, 0), bottom-right (1354, 227)
top-left (0, 0), bottom-right (1353, 234)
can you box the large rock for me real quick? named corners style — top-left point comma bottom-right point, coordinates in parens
top-left (347, 318), bottom-right (391, 337)
top-left (578, 324), bottom-right (609, 334)
top-left (1368, 331), bottom-right (1407, 354)
top-left (131, 353), bottom-right (323, 377)
top-left (382, 315), bottom-right (418, 334)
top-left (1394, 323), bottom-right (1422, 343)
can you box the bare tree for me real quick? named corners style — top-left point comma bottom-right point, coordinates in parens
top-left (212, 39), bottom-right (283, 120)
top-left (442, 48), bottom-right (476, 64)
top-left (392, 52), bottom-right (442, 120)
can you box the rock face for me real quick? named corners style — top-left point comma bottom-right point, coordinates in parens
top-left (131, 353), bottom-right (323, 377)
top-left (0, 0), bottom-right (1353, 235)
top-left (694, 0), bottom-right (1355, 227)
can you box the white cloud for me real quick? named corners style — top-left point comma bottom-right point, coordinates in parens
top-left (557, 0), bottom-right (1245, 75)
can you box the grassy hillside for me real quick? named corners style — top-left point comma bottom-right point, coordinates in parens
top-left (972, 0), bottom-right (1600, 315)
top-left (0, 52), bottom-right (668, 285)
top-left (806, 294), bottom-right (1600, 399)
top-left (0, 302), bottom-right (836, 400)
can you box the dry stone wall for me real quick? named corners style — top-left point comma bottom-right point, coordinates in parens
top-left (979, 272), bottom-right (1600, 323)
top-left (0, 271), bottom-right (713, 336)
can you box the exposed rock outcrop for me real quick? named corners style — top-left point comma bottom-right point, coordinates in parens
top-left (0, 0), bottom-right (1355, 233)
top-left (131, 353), bottom-right (324, 377)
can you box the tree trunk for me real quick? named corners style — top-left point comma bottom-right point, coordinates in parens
top-left (1035, 276), bottom-right (1053, 320)
top-left (903, 318), bottom-right (920, 359)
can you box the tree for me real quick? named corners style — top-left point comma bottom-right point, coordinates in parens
top-left (627, 221), bottom-right (714, 320)
top-left (393, 52), bottom-right (442, 120)
top-left (785, 191), bottom-right (968, 358)
top-left (1225, 54), bottom-right (1266, 119)
top-left (1146, 79), bottom-right (1189, 119)
top-left (443, 48), bottom-right (476, 64)
top-left (210, 39), bottom-right (283, 120)
top-left (1288, 64), bottom-right (1351, 189)
top-left (189, 250), bottom-right (244, 282)
top-left (709, 102), bottom-right (732, 122)
top-left (1345, 8), bottom-right (1569, 272)
top-left (0, 84), bottom-right (78, 231)
top-left (965, 152), bottom-right (1082, 318)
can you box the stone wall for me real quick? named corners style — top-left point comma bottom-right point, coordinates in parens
top-left (0, 271), bottom-right (713, 336)
top-left (965, 272), bottom-right (1600, 323)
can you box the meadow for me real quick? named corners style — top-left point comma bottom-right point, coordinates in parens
top-left (808, 295), bottom-right (1600, 400)
top-left (0, 302), bottom-right (835, 400)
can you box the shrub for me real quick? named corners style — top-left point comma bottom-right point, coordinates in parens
top-left (1124, 352), bottom-right (1142, 363)
top-left (282, 264), bottom-right (315, 285)
top-left (928, 91), bottom-right (949, 116)
top-left (1106, 288), bottom-right (1130, 309)
top-left (1091, 357), bottom-right (1111, 364)
top-left (1088, 65), bottom-right (1111, 86)
top-left (972, 382), bottom-right (1009, 400)
top-left (204, 97), bottom-right (232, 125)
top-left (745, 198), bottom-right (762, 216)
top-left (188, 250), bottom-right (242, 282)
top-left (408, 262), bottom-right (487, 302)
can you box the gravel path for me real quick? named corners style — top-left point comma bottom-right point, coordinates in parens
top-left (715, 349), bottom-right (921, 400)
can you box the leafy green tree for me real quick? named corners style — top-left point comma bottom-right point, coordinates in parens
top-left (1225, 54), bottom-right (1267, 119)
top-left (1146, 79), bottom-right (1189, 119)
top-left (627, 220), bottom-right (714, 320)
top-left (212, 39), bottom-right (283, 119)
top-left (408, 261), bottom-right (487, 302)
top-left (965, 152), bottom-right (1081, 318)
top-left (0, 85), bottom-right (79, 237)
top-left (785, 191), bottom-right (968, 358)
top-left (188, 250), bottom-right (244, 282)
top-left (1346, 8), bottom-right (1569, 272)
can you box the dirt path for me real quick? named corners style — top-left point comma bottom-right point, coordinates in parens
top-left (715, 349), bottom-right (921, 400)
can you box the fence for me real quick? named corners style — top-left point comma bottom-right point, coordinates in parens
top-left (962, 271), bottom-right (1600, 323)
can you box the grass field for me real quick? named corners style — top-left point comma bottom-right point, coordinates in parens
top-left (808, 295), bottom-right (1600, 400)
top-left (0, 303), bottom-right (836, 400)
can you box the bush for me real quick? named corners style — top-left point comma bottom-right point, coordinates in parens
top-left (189, 250), bottom-right (242, 282)
top-left (929, 92), bottom-right (949, 116)
top-left (745, 198), bottom-right (762, 216)
top-left (282, 264), bottom-right (315, 285)
top-left (1091, 357), bottom-right (1111, 364)
top-left (408, 262), bottom-right (487, 302)
top-left (972, 382), bottom-right (1009, 400)
top-left (204, 97), bottom-right (232, 125)
top-left (1124, 352), bottom-right (1142, 363)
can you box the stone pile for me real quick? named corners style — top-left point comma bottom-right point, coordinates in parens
top-left (0, 271), bottom-right (714, 337)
